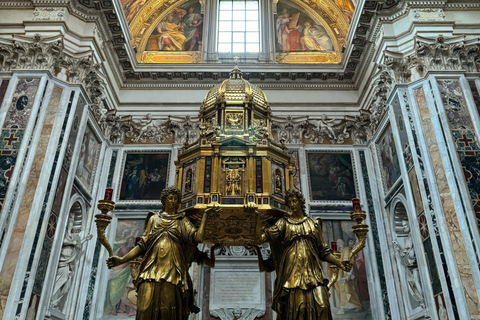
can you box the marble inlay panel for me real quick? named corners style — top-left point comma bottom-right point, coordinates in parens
top-left (359, 151), bottom-right (391, 319)
top-left (0, 79), bottom-right (41, 215)
top-left (0, 85), bottom-right (62, 301)
top-left (83, 150), bottom-right (119, 320)
top-left (64, 98), bottom-right (85, 170)
top-left (468, 81), bottom-right (480, 116)
top-left (0, 80), bottom-right (9, 107)
top-left (415, 85), bottom-right (480, 317)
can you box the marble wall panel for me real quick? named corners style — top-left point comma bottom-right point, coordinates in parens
top-left (393, 97), bottom-right (413, 172)
top-left (437, 79), bottom-right (480, 226)
top-left (402, 89), bottom-right (457, 318)
top-left (359, 151), bottom-right (391, 318)
top-left (83, 151), bottom-right (119, 320)
top-left (64, 97), bottom-right (85, 170)
top-left (0, 80), bottom-right (9, 107)
top-left (468, 81), bottom-right (480, 116)
top-left (0, 84), bottom-right (64, 318)
top-left (0, 78), bottom-right (40, 214)
top-left (415, 85), bottom-right (480, 317)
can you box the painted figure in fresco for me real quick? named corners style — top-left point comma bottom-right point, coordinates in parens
top-left (334, 0), bottom-right (355, 21)
top-left (334, 239), bottom-right (364, 314)
top-left (157, 14), bottom-right (187, 51)
top-left (124, 0), bottom-right (147, 23)
top-left (276, 8), bottom-right (302, 52)
top-left (105, 237), bottom-right (137, 316)
top-left (51, 216), bottom-right (93, 308)
top-left (125, 167), bottom-right (140, 199)
top-left (183, 7), bottom-right (203, 51)
top-left (106, 186), bottom-right (222, 320)
top-left (392, 220), bottom-right (425, 306)
top-left (300, 22), bottom-right (334, 52)
top-left (252, 189), bottom-right (352, 319)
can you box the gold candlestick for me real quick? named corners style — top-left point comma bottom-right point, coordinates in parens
top-left (348, 199), bottom-right (369, 262)
top-left (95, 199), bottom-right (115, 257)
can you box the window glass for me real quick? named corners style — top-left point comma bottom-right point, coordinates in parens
top-left (217, 0), bottom-right (260, 53)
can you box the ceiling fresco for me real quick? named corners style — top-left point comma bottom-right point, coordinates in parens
top-left (120, 0), bottom-right (358, 64)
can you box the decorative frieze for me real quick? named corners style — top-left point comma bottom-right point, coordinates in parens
top-left (33, 7), bottom-right (66, 21)
top-left (126, 113), bottom-right (172, 143)
top-left (384, 35), bottom-right (480, 85)
top-left (272, 114), bottom-right (371, 145)
top-left (412, 8), bottom-right (445, 21)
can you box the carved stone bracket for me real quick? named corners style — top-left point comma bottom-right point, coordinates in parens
top-left (99, 110), bottom-right (132, 144)
top-left (169, 115), bottom-right (200, 145)
top-left (365, 63), bottom-right (395, 127)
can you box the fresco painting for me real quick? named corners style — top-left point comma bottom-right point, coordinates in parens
top-left (104, 220), bottom-right (145, 317)
top-left (145, 1), bottom-right (203, 52)
top-left (322, 220), bottom-right (372, 319)
top-left (75, 124), bottom-right (101, 192)
top-left (307, 152), bottom-right (356, 201)
top-left (275, 1), bottom-right (335, 53)
top-left (377, 125), bottom-right (402, 192)
top-left (119, 153), bottom-right (170, 201)
top-left (122, 0), bottom-right (147, 24)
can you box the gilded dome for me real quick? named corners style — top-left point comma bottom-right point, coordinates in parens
top-left (202, 66), bottom-right (268, 110)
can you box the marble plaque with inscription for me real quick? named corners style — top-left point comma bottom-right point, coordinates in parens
top-left (210, 261), bottom-right (266, 318)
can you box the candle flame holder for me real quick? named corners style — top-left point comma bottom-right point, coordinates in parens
top-left (348, 207), bottom-right (369, 262)
top-left (95, 199), bottom-right (115, 257)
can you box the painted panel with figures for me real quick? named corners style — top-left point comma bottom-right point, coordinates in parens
top-left (119, 153), bottom-right (170, 201)
top-left (103, 219), bottom-right (145, 317)
top-left (75, 124), bottom-right (102, 192)
top-left (306, 151), bottom-right (356, 201)
top-left (377, 124), bottom-right (401, 193)
top-left (322, 220), bottom-right (372, 319)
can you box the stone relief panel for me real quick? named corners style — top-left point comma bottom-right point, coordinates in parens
top-left (322, 220), bottom-right (372, 319)
top-left (49, 202), bottom-right (93, 315)
top-left (390, 202), bottom-right (425, 314)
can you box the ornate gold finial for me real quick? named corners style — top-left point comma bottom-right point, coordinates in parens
top-left (234, 55), bottom-right (239, 65)
top-left (229, 63), bottom-right (243, 80)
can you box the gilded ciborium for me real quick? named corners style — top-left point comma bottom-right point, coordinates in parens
top-left (175, 66), bottom-right (293, 245)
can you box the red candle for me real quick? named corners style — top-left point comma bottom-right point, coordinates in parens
top-left (331, 241), bottom-right (337, 252)
top-left (104, 188), bottom-right (113, 201)
top-left (352, 198), bottom-right (361, 212)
